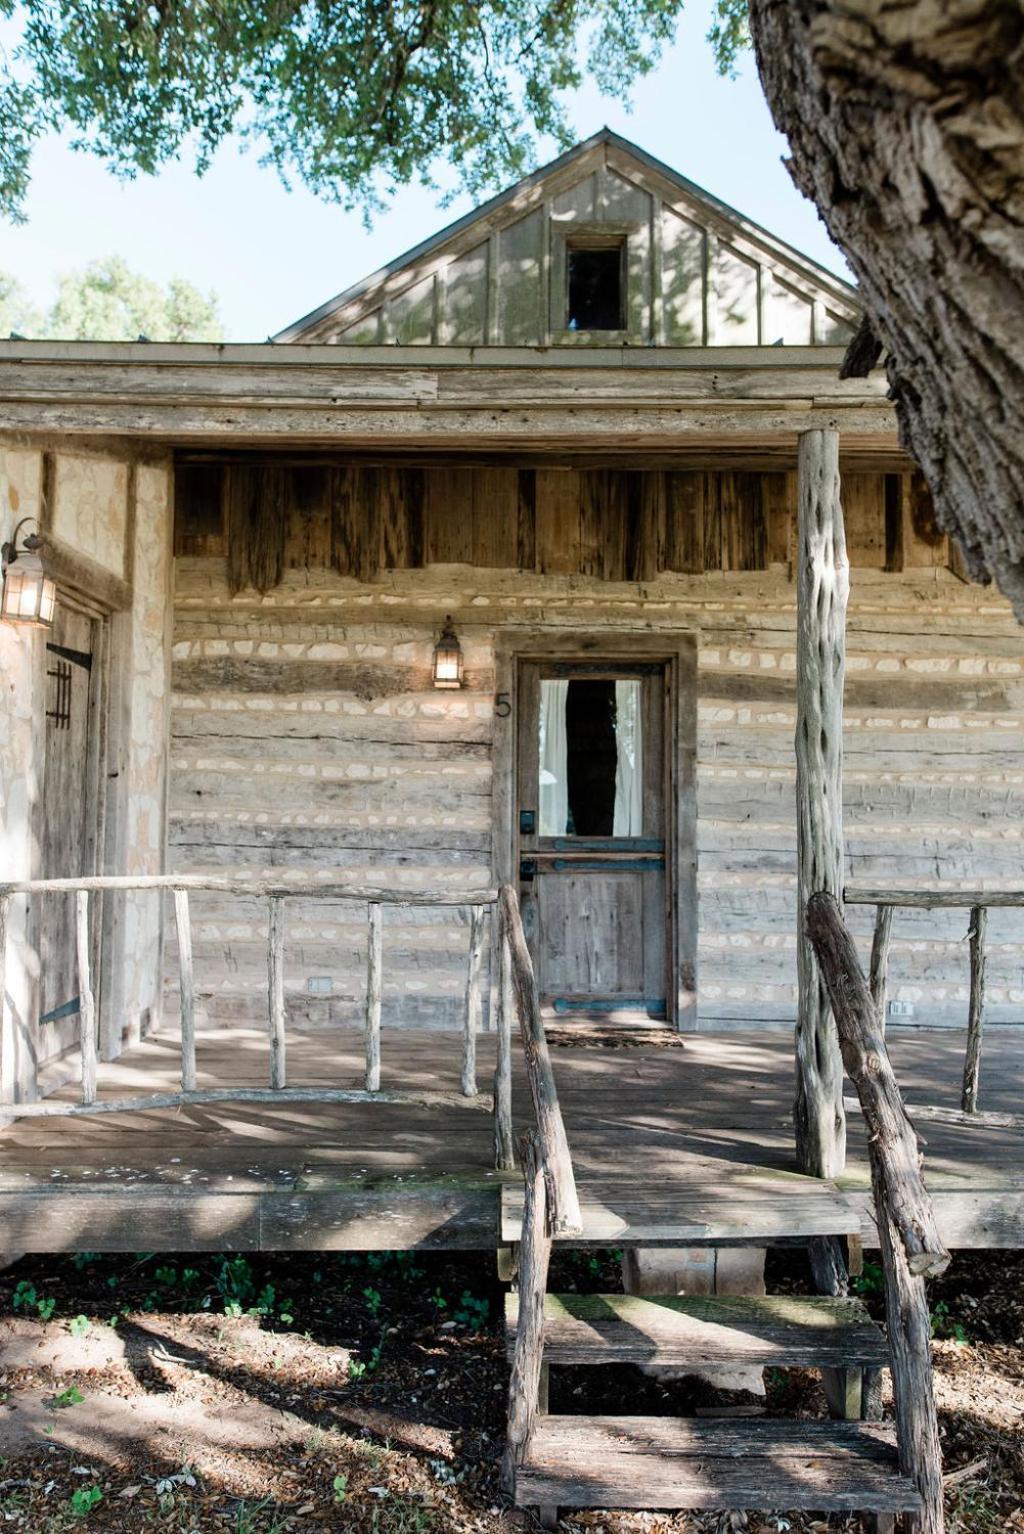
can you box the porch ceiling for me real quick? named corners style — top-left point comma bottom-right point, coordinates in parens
top-left (0, 341), bottom-right (905, 468)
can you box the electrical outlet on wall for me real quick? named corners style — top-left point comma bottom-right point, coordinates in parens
top-left (888, 999), bottom-right (914, 1019)
top-left (307, 976), bottom-right (333, 996)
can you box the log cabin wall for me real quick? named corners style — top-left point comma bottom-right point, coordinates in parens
top-left (170, 461), bottom-right (1024, 1030)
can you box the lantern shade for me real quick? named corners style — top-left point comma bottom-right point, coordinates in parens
top-left (1, 535), bottom-right (56, 628)
top-left (432, 617), bottom-right (464, 689)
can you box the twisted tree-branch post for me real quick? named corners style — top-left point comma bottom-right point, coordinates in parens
top-left (795, 428), bottom-right (848, 1178)
top-left (807, 889), bottom-right (947, 1534)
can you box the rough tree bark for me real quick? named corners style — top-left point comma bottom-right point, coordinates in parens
top-left (749, 0), bottom-right (1024, 616)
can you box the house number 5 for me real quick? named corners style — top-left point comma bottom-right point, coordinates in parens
top-left (494, 692), bottom-right (512, 718)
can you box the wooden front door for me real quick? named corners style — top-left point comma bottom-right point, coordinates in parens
top-left (517, 659), bottom-right (668, 1023)
top-left (37, 606), bottom-right (102, 1062)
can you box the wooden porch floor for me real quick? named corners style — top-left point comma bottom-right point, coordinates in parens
top-left (1, 1028), bottom-right (1021, 1253)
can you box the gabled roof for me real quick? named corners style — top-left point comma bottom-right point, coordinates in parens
top-left (275, 128), bottom-right (859, 347)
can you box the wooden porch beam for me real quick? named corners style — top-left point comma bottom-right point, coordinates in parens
top-left (794, 427), bottom-right (848, 1179)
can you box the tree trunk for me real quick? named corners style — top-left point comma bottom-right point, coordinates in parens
top-left (749, 0), bottom-right (1024, 618)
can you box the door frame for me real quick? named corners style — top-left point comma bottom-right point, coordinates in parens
top-left (30, 588), bottom-right (112, 1061)
top-left (493, 630), bottom-right (697, 1029)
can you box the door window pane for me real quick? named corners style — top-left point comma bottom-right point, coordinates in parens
top-left (538, 678), bottom-right (643, 836)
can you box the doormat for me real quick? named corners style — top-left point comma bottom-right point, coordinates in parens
top-left (546, 1026), bottom-right (687, 1048)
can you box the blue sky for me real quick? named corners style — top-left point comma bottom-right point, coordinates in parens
top-left (0, 3), bottom-right (849, 341)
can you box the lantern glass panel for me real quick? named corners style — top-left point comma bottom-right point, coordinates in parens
top-left (1, 551), bottom-right (55, 626)
top-left (433, 643), bottom-right (463, 688)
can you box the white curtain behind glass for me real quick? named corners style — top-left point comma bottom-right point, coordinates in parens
top-left (613, 680), bottom-right (643, 836)
top-left (538, 679), bottom-right (569, 835)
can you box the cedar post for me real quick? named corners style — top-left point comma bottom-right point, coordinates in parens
top-left (76, 890), bottom-right (98, 1107)
top-left (268, 897), bottom-right (287, 1091)
top-left (364, 901), bottom-right (383, 1092)
top-left (501, 1130), bottom-right (552, 1492)
top-left (961, 905), bottom-right (987, 1112)
top-left (0, 894), bottom-right (9, 1106)
top-left (173, 889), bottom-right (197, 1093)
top-left (807, 891), bottom-right (947, 1534)
top-left (493, 919), bottom-right (515, 1171)
top-left (795, 428), bottom-right (848, 1178)
top-left (461, 903), bottom-right (486, 1097)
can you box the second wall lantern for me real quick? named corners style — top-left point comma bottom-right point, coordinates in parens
top-left (432, 616), bottom-right (464, 690)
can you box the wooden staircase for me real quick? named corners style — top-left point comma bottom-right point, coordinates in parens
top-left (499, 888), bottom-right (948, 1531)
top-left (505, 1287), bottom-right (922, 1525)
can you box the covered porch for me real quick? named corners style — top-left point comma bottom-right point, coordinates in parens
top-left (2, 339), bottom-right (1023, 1266)
top-left (1, 1021), bottom-right (1021, 1254)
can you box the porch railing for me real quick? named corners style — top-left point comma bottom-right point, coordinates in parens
top-left (845, 884), bottom-right (1024, 1114)
top-left (0, 875), bottom-right (580, 1216)
top-left (807, 891), bottom-right (947, 1534)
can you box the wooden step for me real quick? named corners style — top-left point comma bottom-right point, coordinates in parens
top-left (516, 1418), bottom-right (922, 1513)
top-left (500, 1172), bottom-right (864, 1245)
top-left (505, 1292), bottom-right (889, 1369)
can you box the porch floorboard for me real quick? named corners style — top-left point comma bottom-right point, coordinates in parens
top-left (1, 1028), bottom-right (1021, 1253)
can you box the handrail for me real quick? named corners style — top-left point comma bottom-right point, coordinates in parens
top-left (845, 882), bottom-right (1015, 1112)
top-left (502, 1128), bottom-right (551, 1491)
top-left (496, 884), bottom-right (582, 1237)
top-left (0, 873), bottom-right (497, 1124)
top-left (807, 890), bottom-right (946, 1534)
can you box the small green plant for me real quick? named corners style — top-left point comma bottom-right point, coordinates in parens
top-left (453, 1289), bottom-right (489, 1331)
top-left (369, 1497), bottom-right (435, 1533)
top-left (363, 1285), bottom-right (382, 1316)
top-left (68, 1485), bottom-right (103, 1517)
top-left (52, 1385), bottom-right (85, 1408)
top-left (332, 1473), bottom-right (349, 1504)
top-left (930, 1300), bottom-right (969, 1344)
top-left (233, 1496), bottom-right (290, 1534)
top-left (851, 1259), bottom-right (885, 1297)
top-left (37, 1295), bottom-right (56, 1321)
top-left (428, 1287), bottom-right (447, 1313)
top-left (71, 1252), bottom-right (100, 1271)
top-left (218, 1255), bottom-right (256, 1308)
top-left (348, 1339), bottom-right (383, 1380)
top-left (68, 1314), bottom-right (91, 1338)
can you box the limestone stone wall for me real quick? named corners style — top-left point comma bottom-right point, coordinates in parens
top-left (170, 559), bottom-right (1024, 1031)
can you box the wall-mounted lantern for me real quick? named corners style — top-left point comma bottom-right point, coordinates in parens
top-left (1, 519), bottom-right (56, 628)
top-left (432, 616), bottom-right (464, 690)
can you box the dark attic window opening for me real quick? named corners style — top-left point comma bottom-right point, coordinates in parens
top-left (567, 242), bottom-right (625, 332)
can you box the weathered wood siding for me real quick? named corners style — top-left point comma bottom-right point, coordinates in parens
top-left (170, 467), bottom-right (1024, 1030)
top-left (176, 464), bottom-right (946, 592)
top-left (286, 141), bottom-right (858, 348)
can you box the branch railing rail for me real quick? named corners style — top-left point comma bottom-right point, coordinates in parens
top-left (807, 890), bottom-right (948, 1534)
top-left (0, 873), bottom-right (496, 1122)
top-left (0, 876), bottom-right (580, 1219)
top-left (845, 884), bottom-right (1024, 1113)
top-left (494, 885), bottom-right (581, 1236)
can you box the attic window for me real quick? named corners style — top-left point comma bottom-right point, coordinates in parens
top-left (567, 240), bottom-right (625, 331)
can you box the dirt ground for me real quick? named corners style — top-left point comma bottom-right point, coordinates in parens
top-left (0, 1247), bottom-right (1020, 1533)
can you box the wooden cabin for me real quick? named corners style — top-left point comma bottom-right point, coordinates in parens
top-left (0, 127), bottom-right (1021, 1529)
